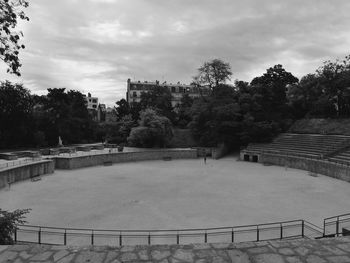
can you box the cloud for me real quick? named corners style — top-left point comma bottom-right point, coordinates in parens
top-left (1, 0), bottom-right (350, 106)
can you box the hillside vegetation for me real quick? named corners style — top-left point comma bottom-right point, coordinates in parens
top-left (289, 118), bottom-right (350, 135)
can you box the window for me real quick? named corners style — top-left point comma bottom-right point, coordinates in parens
top-left (92, 99), bottom-right (97, 103)
top-left (133, 91), bottom-right (137, 97)
top-left (171, 86), bottom-right (176, 93)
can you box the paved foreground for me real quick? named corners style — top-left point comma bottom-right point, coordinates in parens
top-left (2, 237), bottom-right (350, 263)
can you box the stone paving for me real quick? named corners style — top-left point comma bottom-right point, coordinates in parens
top-left (2, 237), bottom-right (350, 262)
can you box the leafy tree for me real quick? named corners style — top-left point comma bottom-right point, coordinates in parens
top-left (175, 93), bottom-right (194, 128)
top-left (189, 84), bottom-right (242, 147)
top-left (0, 208), bottom-right (30, 245)
top-left (115, 98), bottom-right (130, 121)
top-left (0, 81), bottom-right (33, 148)
top-left (139, 85), bottom-right (175, 122)
top-left (129, 101), bottom-right (142, 122)
top-left (251, 64), bottom-right (298, 108)
top-left (194, 59), bottom-right (232, 89)
top-left (38, 88), bottom-right (95, 145)
top-left (316, 55), bottom-right (350, 116)
top-left (127, 108), bottom-right (173, 147)
top-left (0, 0), bottom-right (29, 76)
top-left (287, 74), bottom-right (323, 118)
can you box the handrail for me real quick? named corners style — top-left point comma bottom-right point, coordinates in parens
top-left (18, 219), bottom-right (303, 233)
top-left (15, 219), bottom-right (315, 246)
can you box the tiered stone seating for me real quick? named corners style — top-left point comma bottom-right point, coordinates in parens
top-left (328, 148), bottom-right (350, 165)
top-left (244, 133), bottom-right (350, 159)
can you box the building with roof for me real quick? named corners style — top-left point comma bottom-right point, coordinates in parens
top-left (126, 79), bottom-right (209, 107)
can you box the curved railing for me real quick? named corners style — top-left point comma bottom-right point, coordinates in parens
top-left (323, 212), bottom-right (350, 237)
top-left (15, 219), bottom-right (323, 246)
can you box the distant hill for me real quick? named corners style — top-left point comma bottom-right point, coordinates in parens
top-left (289, 118), bottom-right (350, 135)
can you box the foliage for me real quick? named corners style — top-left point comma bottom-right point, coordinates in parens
top-left (37, 88), bottom-right (96, 145)
top-left (194, 58), bottom-right (232, 89)
top-left (0, 0), bottom-right (29, 76)
top-left (174, 94), bottom-right (194, 128)
top-left (251, 64), bottom-right (298, 117)
top-left (289, 55), bottom-right (350, 117)
top-left (139, 85), bottom-right (175, 122)
top-left (0, 81), bottom-right (33, 148)
top-left (115, 98), bottom-right (130, 121)
top-left (127, 108), bottom-right (173, 147)
top-left (0, 208), bottom-right (30, 245)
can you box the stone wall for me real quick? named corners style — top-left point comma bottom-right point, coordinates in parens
top-left (212, 143), bottom-right (230, 159)
top-left (0, 160), bottom-right (55, 189)
top-left (54, 149), bottom-right (198, 169)
top-left (260, 153), bottom-right (350, 182)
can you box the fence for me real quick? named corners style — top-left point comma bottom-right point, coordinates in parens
top-left (15, 219), bottom-right (323, 246)
top-left (0, 157), bottom-right (43, 170)
top-left (323, 212), bottom-right (350, 237)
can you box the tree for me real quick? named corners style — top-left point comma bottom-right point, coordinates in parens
top-left (40, 88), bottom-right (95, 145)
top-left (0, 0), bottom-right (29, 76)
top-left (115, 98), bottom-right (130, 121)
top-left (0, 81), bottom-right (33, 148)
top-left (127, 108), bottom-right (173, 147)
top-left (175, 93), bottom-right (194, 128)
top-left (0, 208), bottom-right (30, 245)
top-left (189, 84), bottom-right (242, 147)
top-left (139, 85), bottom-right (175, 121)
top-left (194, 59), bottom-right (232, 89)
top-left (315, 55), bottom-right (350, 116)
top-left (251, 64), bottom-right (299, 106)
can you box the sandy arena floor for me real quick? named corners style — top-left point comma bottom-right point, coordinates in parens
top-left (1, 156), bottom-right (350, 230)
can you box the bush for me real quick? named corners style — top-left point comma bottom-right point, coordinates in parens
top-left (127, 108), bottom-right (173, 147)
top-left (0, 208), bottom-right (30, 245)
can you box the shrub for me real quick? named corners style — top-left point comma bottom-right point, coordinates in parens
top-left (127, 108), bottom-right (173, 147)
top-left (0, 208), bottom-right (30, 245)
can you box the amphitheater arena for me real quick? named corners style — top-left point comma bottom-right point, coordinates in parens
top-left (2, 134), bottom-right (350, 262)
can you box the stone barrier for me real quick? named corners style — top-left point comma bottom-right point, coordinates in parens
top-left (54, 149), bottom-right (198, 169)
top-left (0, 160), bottom-right (55, 189)
top-left (260, 153), bottom-right (350, 182)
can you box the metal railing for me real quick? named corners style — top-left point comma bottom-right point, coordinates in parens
top-left (323, 212), bottom-right (350, 237)
top-left (0, 157), bottom-right (43, 170)
top-left (15, 219), bottom-right (323, 246)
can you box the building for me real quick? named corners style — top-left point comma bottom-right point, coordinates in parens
top-left (84, 93), bottom-right (99, 110)
top-left (126, 79), bottom-right (209, 107)
top-left (83, 93), bottom-right (106, 122)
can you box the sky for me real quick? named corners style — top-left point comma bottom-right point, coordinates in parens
top-left (1, 0), bottom-right (350, 106)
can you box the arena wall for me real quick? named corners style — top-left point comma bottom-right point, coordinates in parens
top-left (54, 149), bottom-right (198, 169)
top-left (260, 153), bottom-right (350, 182)
top-left (212, 143), bottom-right (230, 159)
top-left (0, 160), bottom-right (55, 189)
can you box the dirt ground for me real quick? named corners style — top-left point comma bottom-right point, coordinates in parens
top-left (1, 156), bottom-right (350, 230)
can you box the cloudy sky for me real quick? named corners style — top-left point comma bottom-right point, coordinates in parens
top-left (1, 0), bottom-right (350, 106)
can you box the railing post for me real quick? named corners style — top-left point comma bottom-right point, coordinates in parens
top-left (64, 230), bottom-right (67, 245)
top-left (176, 233), bottom-right (179, 245)
top-left (204, 232), bottom-right (207, 243)
top-left (257, 226), bottom-right (259, 241)
top-left (280, 224), bottom-right (283, 239)
top-left (148, 233), bottom-right (151, 245)
top-left (119, 233), bottom-right (122, 246)
top-left (38, 227), bottom-right (41, 244)
top-left (301, 220), bottom-right (304, 237)
top-left (323, 219), bottom-right (326, 237)
top-left (91, 230), bottom-right (94, 245)
top-left (231, 229), bottom-right (234, 243)
top-left (336, 216), bottom-right (340, 237)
